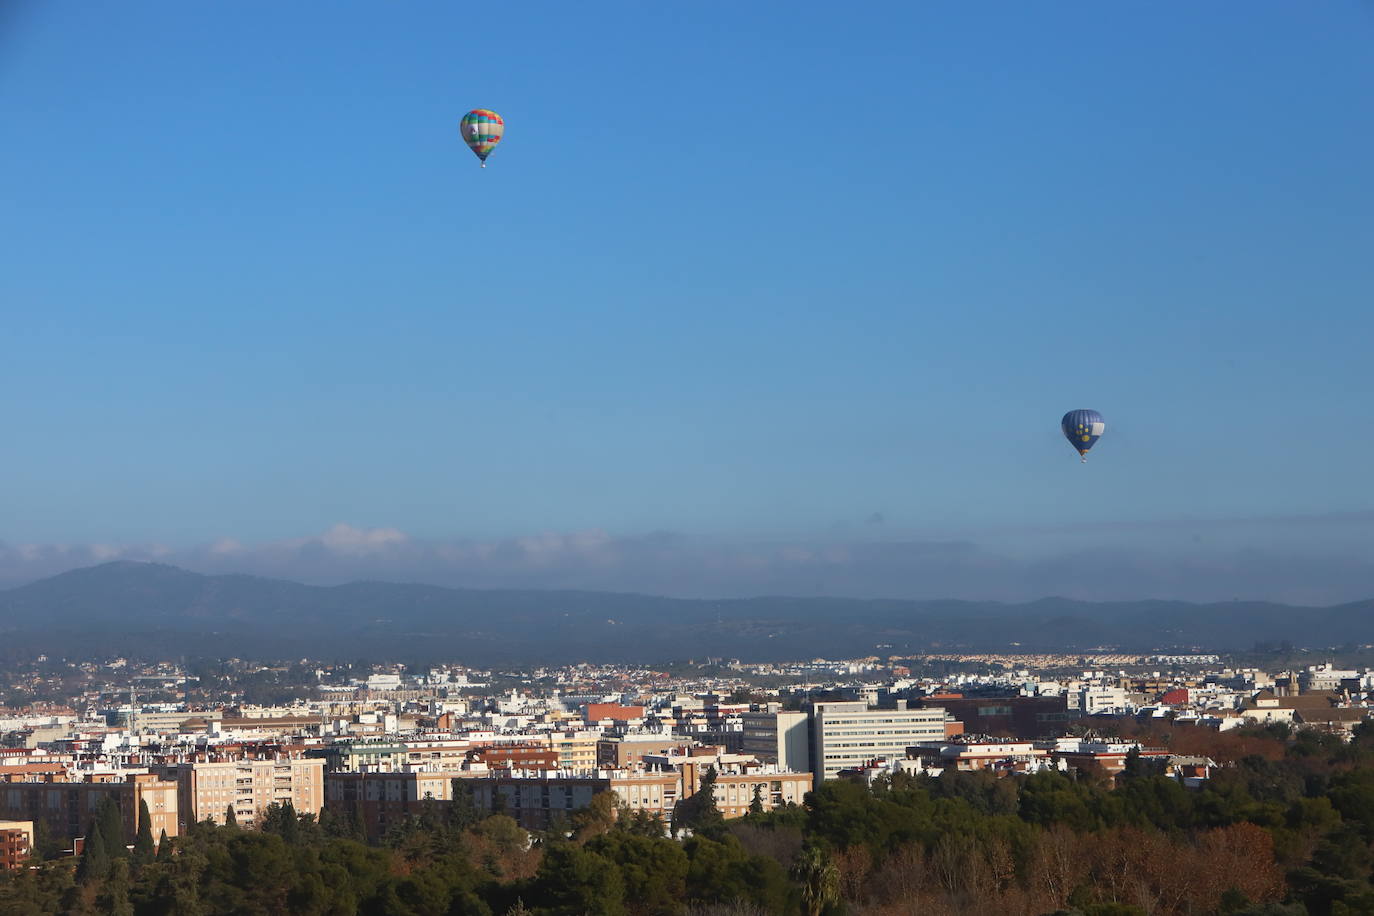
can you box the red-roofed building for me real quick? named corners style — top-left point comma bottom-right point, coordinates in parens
top-left (584, 703), bottom-right (645, 724)
top-left (468, 745), bottom-right (559, 771)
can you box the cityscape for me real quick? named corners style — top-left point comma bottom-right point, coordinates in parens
top-left (5, 632), bottom-right (1374, 912)
top-left (4, 1), bottom-right (1372, 914)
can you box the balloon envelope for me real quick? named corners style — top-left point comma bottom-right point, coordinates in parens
top-left (461, 109), bottom-right (504, 163)
top-left (1061, 409), bottom-right (1105, 457)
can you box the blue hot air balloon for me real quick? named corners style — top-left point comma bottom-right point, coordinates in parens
top-left (1061, 409), bottom-right (1105, 462)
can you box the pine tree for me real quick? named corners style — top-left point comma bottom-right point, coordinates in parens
top-left (672, 765), bottom-right (725, 838)
top-left (30, 817), bottom-right (59, 861)
top-left (749, 783), bottom-right (765, 816)
top-left (76, 822), bottom-right (110, 884)
top-left (449, 777), bottom-right (481, 831)
top-left (279, 800), bottom-right (301, 845)
top-left (224, 803), bottom-right (238, 827)
top-left (97, 797), bottom-right (128, 859)
top-left (132, 799), bottom-right (155, 865)
top-left (350, 799), bottom-right (368, 842)
top-left (98, 858), bottom-right (135, 916)
top-left (156, 829), bottom-right (173, 862)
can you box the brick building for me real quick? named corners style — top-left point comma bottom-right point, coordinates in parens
top-left (0, 821), bottom-right (33, 871)
top-left (468, 744), bottom-right (559, 771)
top-left (0, 774), bottom-right (178, 846)
top-left (324, 771), bottom-right (467, 841)
top-left (918, 695), bottom-right (1071, 738)
top-left (596, 735), bottom-right (693, 769)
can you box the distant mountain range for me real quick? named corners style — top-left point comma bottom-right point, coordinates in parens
top-left (0, 562), bottom-right (1369, 664)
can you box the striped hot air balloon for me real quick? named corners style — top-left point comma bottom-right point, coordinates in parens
top-left (460, 109), bottom-right (504, 167)
top-left (1061, 409), bottom-right (1105, 462)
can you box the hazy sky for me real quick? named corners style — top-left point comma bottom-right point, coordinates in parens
top-left (2, 3), bottom-right (1371, 600)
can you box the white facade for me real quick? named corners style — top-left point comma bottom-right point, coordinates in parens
top-left (810, 701), bottom-right (945, 782)
top-left (1301, 665), bottom-right (1358, 693)
top-left (1074, 685), bottom-right (1129, 714)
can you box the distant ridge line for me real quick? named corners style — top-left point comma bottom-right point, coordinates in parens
top-left (0, 561), bottom-right (1368, 664)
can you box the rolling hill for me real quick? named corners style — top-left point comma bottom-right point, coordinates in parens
top-left (0, 561), bottom-right (1368, 663)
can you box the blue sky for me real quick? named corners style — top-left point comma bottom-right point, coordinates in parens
top-left (2, 2), bottom-right (1372, 600)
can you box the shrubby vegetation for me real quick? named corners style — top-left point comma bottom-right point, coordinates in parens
top-left (10, 724), bottom-right (1374, 914)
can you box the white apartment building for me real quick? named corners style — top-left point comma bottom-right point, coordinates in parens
top-left (810, 701), bottom-right (946, 782)
top-left (908, 741), bottom-right (1048, 773)
top-left (1300, 665), bottom-right (1359, 693)
top-left (1071, 685), bottom-right (1129, 715)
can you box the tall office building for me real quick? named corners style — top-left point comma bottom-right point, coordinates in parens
top-left (740, 705), bottom-right (812, 775)
top-left (810, 700), bottom-right (946, 782)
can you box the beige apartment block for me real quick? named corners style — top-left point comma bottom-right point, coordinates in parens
top-left (671, 757), bottom-right (812, 818)
top-left (547, 731), bottom-right (600, 772)
top-left (596, 734), bottom-right (693, 769)
top-left (175, 758), bottom-right (324, 829)
top-left (471, 772), bottom-right (681, 831)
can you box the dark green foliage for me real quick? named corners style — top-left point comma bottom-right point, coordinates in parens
top-left (259, 800), bottom-right (302, 845)
top-left (97, 796), bottom-right (128, 858)
top-left (97, 858), bottom-right (134, 916)
top-left (534, 841), bottom-right (627, 916)
top-left (29, 817), bottom-right (64, 861)
top-left (673, 766), bottom-right (726, 839)
top-left (450, 777), bottom-right (483, 831)
top-left (223, 803), bottom-right (237, 827)
top-left (133, 799), bottom-right (156, 865)
top-left (621, 808), bottom-right (669, 838)
top-left (570, 791), bottom-right (620, 843)
top-left (75, 822), bottom-right (109, 884)
top-left (930, 766), bottom-right (1021, 816)
top-left (681, 834), bottom-right (792, 913)
top-left (587, 831), bottom-right (689, 913)
top-left (1018, 769), bottom-right (1099, 832)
